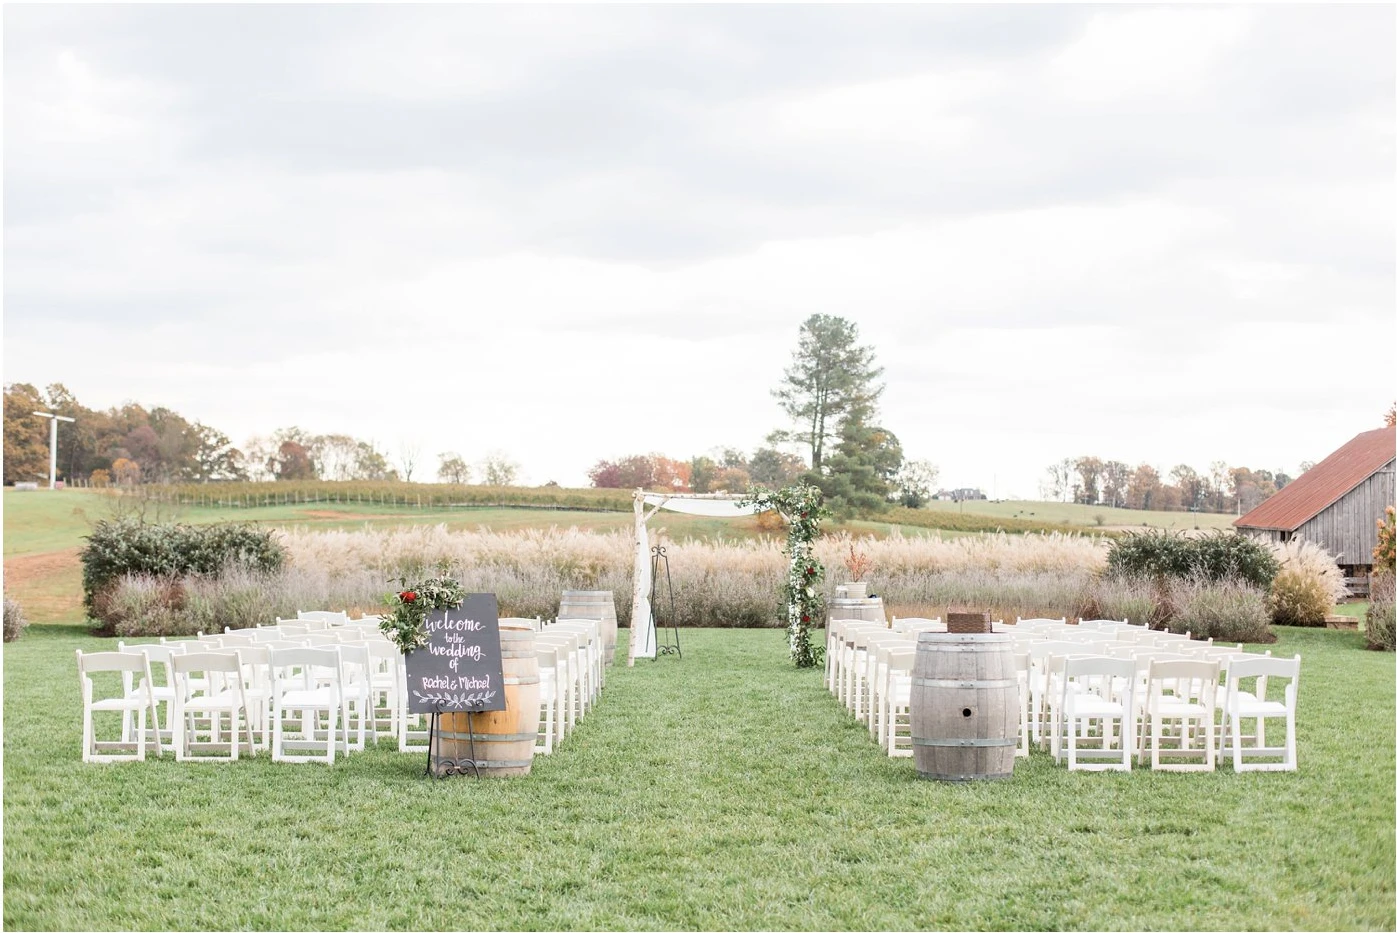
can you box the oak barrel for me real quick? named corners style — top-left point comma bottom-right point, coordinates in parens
top-left (828, 596), bottom-right (886, 625)
top-left (910, 632), bottom-right (1017, 782)
top-left (558, 590), bottom-right (618, 667)
top-left (433, 620), bottom-right (540, 778)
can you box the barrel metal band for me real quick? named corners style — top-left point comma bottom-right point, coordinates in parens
top-left (913, 737), bottom-right (1018, 748)
top-left (911, 678), bottom-right (1018, 688)
top-left (438, 732), bottom-right (537, 743)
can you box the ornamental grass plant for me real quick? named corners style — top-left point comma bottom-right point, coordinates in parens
top-left (3, 595), bottom-right (29, 643)
top-left (92, 526), bottom-right (1294, 640)
top-left (1267, 539), bottom-right (1349, 627)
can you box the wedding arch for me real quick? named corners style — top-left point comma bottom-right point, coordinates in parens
top-left (628, 483), bottom-right (829, 668)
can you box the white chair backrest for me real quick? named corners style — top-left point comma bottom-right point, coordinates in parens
top-left (1227, 654), bottom-right (1300, 701)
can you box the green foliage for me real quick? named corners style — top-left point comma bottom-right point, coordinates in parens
top-left (816, 406), bottom-right (903, 519)
top-left (740, 483), bottom-right (830, 667)
top-left (1189, 531), bottom-right (1281, 587)
top-left (80, 519), bottom-right (285, 632)
top-left (1366, 571), bottom-right (1394, 651)
top-left (771, 314), bottom-right (884, 473)
top-left (3, 595), bottom-right (28, 642)
top-left (1106, 530), bottom-right (1278, 587)
top-left (379, 574), bottom-right (467, 653)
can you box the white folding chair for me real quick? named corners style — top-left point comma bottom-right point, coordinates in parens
top-left (365, 640), bottom-right (402, 743)
top-left (1222, 654), bottom-right (1300, 772)
top-left (1139, 659), bottom-right (1219, 772)
top-left (270, 647), bottom-right (344, 764)
top-left (535, 644), bottom-right (560, 755)
top-left (76, 650), bottom-right (159, 763)
top-left (170, 651), bottom-right (257, 762)
top-left (337, 643), bottom-right (372, 752)
top-left (880, 647), bottom-right (916, 757)
top-left (298, 610), bottom-right (349, 627)
top-left (1056, 656), bottom-right (1136, 772)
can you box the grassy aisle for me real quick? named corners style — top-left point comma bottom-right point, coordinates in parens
top-left (4, 626), bottom-right (1393, 930)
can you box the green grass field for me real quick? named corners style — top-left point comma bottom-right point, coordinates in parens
top-left (3, 626), bottom-right (1392, 930)
top-left (918, 499), bottom-right (1239, 532)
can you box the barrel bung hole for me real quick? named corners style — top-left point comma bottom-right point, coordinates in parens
top-left (962, 707), bottom-right (973, 718)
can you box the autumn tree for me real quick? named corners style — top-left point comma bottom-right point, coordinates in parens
top-left (1073, 456), bottom-right (1104, 505)
top-left (771, 315), bottom-right (884, 473)
top-left (3, 383), bottom-right (49, 484)
top-left (479, 451), bottom-right (519, 486)
top-left (438, 453), bottom-right (471, 484)
top-left (273, 441), bottom-right (316, 480)
top-left (1100, 460), bottom-right (1131, 508)
top-left (748, 448), bottom-right (806, 488)
top-left (1171, 464), bottom-right (1206, 510)
top-left (1126, 464), bottom-right (1162, 510)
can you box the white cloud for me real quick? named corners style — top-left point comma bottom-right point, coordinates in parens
top-left (3, 5), bottom-right (1392, 500)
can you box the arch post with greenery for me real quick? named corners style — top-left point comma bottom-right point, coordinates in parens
top-left (740, 482), bottom-right (831, 668)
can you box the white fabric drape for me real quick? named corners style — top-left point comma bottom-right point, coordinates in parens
top-left (632, 517), bottom-right (656, 661)
top-left (629, 492), bottom-right (760, 665)
top-left (640, 494), bottom-right (760, 517)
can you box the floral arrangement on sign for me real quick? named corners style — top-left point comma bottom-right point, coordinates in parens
top-left (844, 542), bottom-right (873, 583)
top-left (739, 482), bottom-right (831, 668)
top-left (379, 573), bottom-right (467, 653)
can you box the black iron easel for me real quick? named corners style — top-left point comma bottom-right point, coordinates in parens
top-left (424, 706), bottom-right (481, 780)
top-left (649, 543), bottom-right (681, 658)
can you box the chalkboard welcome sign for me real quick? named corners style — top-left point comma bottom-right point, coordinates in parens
top-left (404, 593), bottom-right (506, 713)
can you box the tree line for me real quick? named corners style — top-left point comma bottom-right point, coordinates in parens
top-left (1039, 456), bottom-right (1297, 514)
top-left (2, 383), bottom-right (520, 487)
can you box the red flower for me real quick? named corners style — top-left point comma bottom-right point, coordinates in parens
top-left (805, 567), bottom-right (816, 576)
top-left (400, 591), bottom-right (417, 603)
top-left (801, 614), bottom-right (810, 623)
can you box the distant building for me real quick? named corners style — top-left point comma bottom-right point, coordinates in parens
top-left (933, 487), bottom-right (988, 502)
top-left (1234, 426), bottom-right (1395, 576)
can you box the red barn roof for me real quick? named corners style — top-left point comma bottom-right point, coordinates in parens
top-left (1235, 426), bottom-right (1396, 532)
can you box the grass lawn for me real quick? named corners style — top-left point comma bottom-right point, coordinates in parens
top-left (918, 499), bottom-right (1239, 532)
top-left (4, 625), bottom-right (1392, 931)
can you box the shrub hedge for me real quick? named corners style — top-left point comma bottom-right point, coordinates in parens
top-left (81, 520), bottom-right (285, 634)
top-left (1105, 529), bottom-right (1279, 588)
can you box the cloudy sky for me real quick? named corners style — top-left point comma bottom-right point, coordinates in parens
top-left (5, 5), bottom-right (1393, 497)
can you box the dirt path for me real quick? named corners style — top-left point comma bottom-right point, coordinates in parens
top-left (3, 547), bottom-right (84, 623)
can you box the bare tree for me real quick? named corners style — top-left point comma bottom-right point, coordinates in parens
top-left (398, 442), bottom-right (421, 483)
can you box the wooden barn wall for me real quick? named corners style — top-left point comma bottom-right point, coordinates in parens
top-left (1296, 462), bottom-right (1396, 566)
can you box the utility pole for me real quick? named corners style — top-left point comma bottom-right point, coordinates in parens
top-left (32, 411), bottom-right (76, 489)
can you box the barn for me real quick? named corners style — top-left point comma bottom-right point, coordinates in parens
top-left (1234, 426), bottom-right (1395, 585)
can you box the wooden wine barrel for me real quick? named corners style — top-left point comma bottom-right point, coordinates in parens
top-left (558, 590), bottom-right (618, 667)
top-left (828, 597), bottom-right (886, 625)
top-left (433, 621), bottom-right (540, 778)
top-left (910, 632), bottom-right (1017, 782)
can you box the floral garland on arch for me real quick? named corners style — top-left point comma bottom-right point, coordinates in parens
top-left (379, 574), bottom-right (467, 653)
top-left (739, 482), bottom-right (830, 668)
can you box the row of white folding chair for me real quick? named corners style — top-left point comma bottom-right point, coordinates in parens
top-left (111, 641), bottom-right (369, 763)
top-left (1045, 649), bottom-right (1300, 772)
top-left (297, 610), bottom-right (349, 626)
top-left (889, 616), bottom-right (944, 633)
top-left (843, 626), bottom-right (914, 726)
top-left (826, 619), bottom-right (888, 702)
top-left (538, 620), bottom-right (603, 751)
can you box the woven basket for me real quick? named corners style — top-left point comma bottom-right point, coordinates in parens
top-left (946, 611), bottom-right (992, 634)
